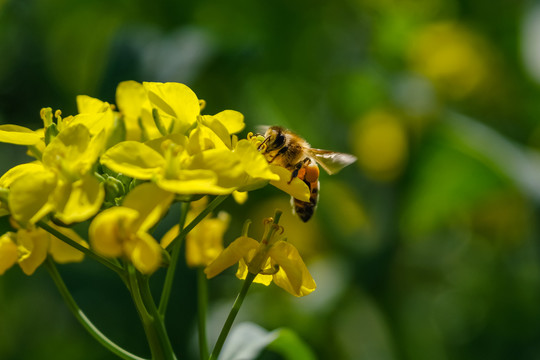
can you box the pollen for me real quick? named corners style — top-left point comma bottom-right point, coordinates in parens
top-left (305, 165), bottom-right (319, 183)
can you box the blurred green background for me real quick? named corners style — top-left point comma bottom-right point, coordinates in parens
top-left (2, 0), bottom-right (540, 359)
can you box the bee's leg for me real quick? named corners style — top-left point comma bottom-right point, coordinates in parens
top-left (268, 146), bottom-right (289, 163)
top-left (288, 157), bottom-right (311, 184)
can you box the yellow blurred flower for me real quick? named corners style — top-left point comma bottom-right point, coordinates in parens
top-left (185, 210), bottom-right (230, 268)
top-left (161, 197), bottom-right (230, 267)
top-left (408, 21), bottom-right (491, 99)
top-left (351, 109), bottom-right (408, 181)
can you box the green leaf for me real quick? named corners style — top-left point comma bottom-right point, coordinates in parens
top-left (219, 322), bottom-right (315, 360)
top-left (401, 122), bottom-right (508, 237)
top-left (265, 328), bottom-right (316, 360)
top-left (220, 322), bottom-right (279, 360)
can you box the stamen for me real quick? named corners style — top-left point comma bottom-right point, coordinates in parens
top-left (272, 224), bottom-right (284, 235)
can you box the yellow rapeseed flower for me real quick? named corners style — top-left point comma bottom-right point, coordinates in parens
top-left (205, 217), bottom-right (316, 297)
top-left (408, 21), bottom-right (490, 99)
top-left (0, 224), bottom-right (88, 276)
top-left (4, 124), bottom-right (105, 225)
top-left (351, 109), bottom-right (408, 181)
top-left (101, 132), bottom-right (278, 196)
top-left (89, 182), bottom-right (174, 274)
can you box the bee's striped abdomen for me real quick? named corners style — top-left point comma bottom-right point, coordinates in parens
top-left (292, 180), bottom-right (319, 222)
top-left (292, 162), bottom-right (319, 222)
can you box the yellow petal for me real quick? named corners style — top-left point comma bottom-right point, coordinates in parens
top-left (0, 233), bottom-right (18, 275)
top-left (129, 232), bottom-right (162, 274)
top-left (234, 139), bottom-right (280, 184)
top-left (267, 241), bottom-right (316, 297)
top-left (204, 236), bottom-right (259, 279)
top-left (143, 82), bottom-right (200, 133)
top-left (77, 95), bottom-right (110, 114)
top-left (116, 81), bottom-right (147, 118)
top-left (188, 149), bottom-right (244, 189)
top-left (0, 125), bottom-right (42, 145)
top-left (101, 141), bottom-right (165, 179)
top-left (160, 224), bottom-right (179, 249)
top-left (236, 257), bottom-right (274, 285)
top-left (269, 165), bottom-right (310, 202)
top-left (69, 110), bottom-right (115, 136)
top-left (0, 163), bottom-right (44, 189)
top-left (122, 182), bottom-right (174, 232)
top-left (185, 212), bottom-right (229, 267)
top-left (232, 191), bottom-right (248, 204)
top-left (17, 228), bottom-right (50, 276)
top-left (89, 207), bottom-right (139, 257)
top-left (157, 170), bottom-right (233, 195)
top-left (9, 168), bottom-right (57, 225)
top-left (52, 175), bottom-right (105, 224)
top-left (48, 224), bottom-right (88, 263)
top-left (116, 81), bottom-right (156, 141)
top-left (187, 123), bottom-right (230, 153)
top-left (200, 116), bottom-right (232, 148)
top-left (212, 110), bottom-right (245, 134)
top-left (42, 123), bottom-right (103, 177)
top-left (144, 133), bottom-right (188, 156)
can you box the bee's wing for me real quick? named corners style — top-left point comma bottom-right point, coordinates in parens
top-left (308, 148), bottom-right (357, 175)
top-left (254, 125), bottom-right (270, 136)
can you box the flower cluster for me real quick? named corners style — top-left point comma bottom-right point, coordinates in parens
top-left (0, 81), bottom-right (322, 360)
top-left (0, 81), bottom-right (314, 296)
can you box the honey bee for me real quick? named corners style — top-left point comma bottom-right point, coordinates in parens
top-left (258, 126), bottom-right (357, 222)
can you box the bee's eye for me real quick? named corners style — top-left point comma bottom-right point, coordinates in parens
top-left (272, 132), bottom-right (285, 149)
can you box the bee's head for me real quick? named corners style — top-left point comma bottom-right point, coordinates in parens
top-left (261, 126), bottom-right (286, 152)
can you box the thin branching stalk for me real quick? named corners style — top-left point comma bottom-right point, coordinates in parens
top-left (127, 264), bottom-right (176, 360)
top-left (45, 258), bottom-right (146, 360)
top-left (208, 210), bottom-right (283, 360)
top-left (197, 268), bottom-right (209, 360)
top-left (208, 272), bottom-right (256, 360)
top-left (159, 201), bottom-right (190, 316)
top-left (38, 220), bottom-right (125, 277)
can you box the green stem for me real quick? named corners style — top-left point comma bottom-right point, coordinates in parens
top-left (38, 220), bottom-right (125, 278)
top-left (165, 195), bottom-right (229, 252)
top-left (208, 210), bottom-right (282, 360)
top-left (28, 144), bottom-right (42, 161)
top-left (127, 265), bottom-right (175, 360)
top-left (137, 272), bottom-right (177, 360)
top-left (159, 202), bottom-right (190, 316)
top-left (44, 258), bottom-right (146, 360)
top-left (197, 268), bottom-right (209, 360)
top-left (208, 272), bottom-right (256, 360)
